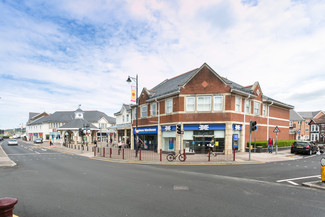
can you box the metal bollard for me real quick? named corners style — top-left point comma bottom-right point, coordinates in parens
top-left (122, 149), bottom-right (125, 160)
top-left (160, 149), bottom-right (162, 162)
top-left (233, 148), bottom-right (236, 161)
top-left (183, 149), bottom-right (186, 162)
top-left (0, 197), bottom-right (18, 217)
top-left (110, 148), bottom-right (112, 158)
top-left (103, 148), bottom-right (105, 157)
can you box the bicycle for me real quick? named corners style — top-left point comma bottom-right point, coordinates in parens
top-left (166, 151), bottom-right (186, 162)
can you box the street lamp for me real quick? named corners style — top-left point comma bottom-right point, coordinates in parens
top-left (126, 75), bottom-right (138, 152)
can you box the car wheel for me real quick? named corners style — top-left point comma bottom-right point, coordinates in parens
top-left (291, 149), bottom-right (294, 154)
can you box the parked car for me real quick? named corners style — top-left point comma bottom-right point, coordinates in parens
top-left (0, 136), bottom-right (3, 141)
top-left (291, 141), bottom-right (317, 155)
top-left (34, 138), bottom-right (43, 144)
top-left (7, 139), bottom-right (18, 146)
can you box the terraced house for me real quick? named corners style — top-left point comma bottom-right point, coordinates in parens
top-left (130, 63), bottom-right (293, 155)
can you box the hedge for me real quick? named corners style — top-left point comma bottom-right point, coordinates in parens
top-left (247, 140), bottom-right (296, 148)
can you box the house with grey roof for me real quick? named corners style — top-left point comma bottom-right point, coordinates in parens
top-left (111, 104), bottom-right (132, 145)
top-left (289, 109), bottom-right (304, 140)
top-left (128, 63), bottom-right (294, 154)
top-left (26, 107), bottom-right (115, 145)
top-left (298, 110), bottom-right (325, 142)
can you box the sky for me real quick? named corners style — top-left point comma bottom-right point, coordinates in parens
top-left (1, 0), bottom-right (325, 129)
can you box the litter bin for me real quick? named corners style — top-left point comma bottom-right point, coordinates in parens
top-left (256, 146), bottom-right (263, 153)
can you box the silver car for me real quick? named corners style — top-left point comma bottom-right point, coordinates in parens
top-left (7, 139), bottom-right (18, 146)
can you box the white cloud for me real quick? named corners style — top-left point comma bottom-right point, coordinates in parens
top-left (1, 0), bottom-right (325, 128)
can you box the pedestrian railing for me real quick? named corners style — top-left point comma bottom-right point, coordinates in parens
top-left (92, 147), bottom-right (234, 162)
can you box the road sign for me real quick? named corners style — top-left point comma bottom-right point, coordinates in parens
top-left (273, 126), bottom-right (280, 133)
top-left (297, 129), bottom-right (301, 134)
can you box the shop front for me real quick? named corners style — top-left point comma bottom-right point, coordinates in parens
top-left (232, 124), bottom-right (242, 151)
top-left (50, 132), bottom-right (61, 141)
top-left (134, 126), bottom-right (158, 152)
top-left (183, 124), bottom-right (225, 154)
top-left (161, 125), bottom-right (176, 152)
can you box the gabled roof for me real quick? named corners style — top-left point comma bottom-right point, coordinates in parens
top-left (298, 111), bottom-right (322, 119)
top-left (114, 104), bottom-right (132, 116)
top-left (27, 110), bottom-right (115, 125)
top-left (144, 63), bottom-right (293, 109)
top-left (29, 112), bottom-right (40, 119)
top-left (262, 96), bottom-right (294, 109)
top-left (313, 115), bottom-right (325, 124)
top-left (290, 109), bottom-right (304, 121)
top-left (59, 119), bottom-right (98, 130)
top-left (148, 68), bottom-right (198, 100)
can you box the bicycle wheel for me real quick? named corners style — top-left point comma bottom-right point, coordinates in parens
top-left (166, 153), bottom-right (175, 162)
top-left (178, 154), bottom-right (186, 162)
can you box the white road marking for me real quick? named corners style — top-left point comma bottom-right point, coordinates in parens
top-left (276, 175), bottom-right (321, 186)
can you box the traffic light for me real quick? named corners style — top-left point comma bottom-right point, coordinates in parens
top-left (250, 121), bottom-right (257, 132)
top-left (176, 124), bottom-right (182, 134)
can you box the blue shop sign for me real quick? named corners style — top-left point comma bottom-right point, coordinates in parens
top-left (162, 125), bottom-right (176, 131)
top-left (232, 124), bottom-right (242, 131)
top-left (133, 126), bottom-right (158, 135)
top-left (183, 124), bottom-right (225, 131)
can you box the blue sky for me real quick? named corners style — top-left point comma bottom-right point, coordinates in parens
top-left (1, 0), bottom-right (325, 129)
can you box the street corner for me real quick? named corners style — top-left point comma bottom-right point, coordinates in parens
top-left (302, 181), bottom-right (325, 190)
top-left (0, 159), bottom-right (17, 167)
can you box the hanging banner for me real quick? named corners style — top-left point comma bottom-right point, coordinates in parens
top-left (131, 85), bottom-right (136, 102)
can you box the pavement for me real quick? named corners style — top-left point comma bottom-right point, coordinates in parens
top-left (0, 142), bottom-right (16, 167)
top-left (1, 140), bottom-right (324, 190)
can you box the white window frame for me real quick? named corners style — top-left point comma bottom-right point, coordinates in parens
top-left (151, 103), bottom-right (157, 117)
top-left (262, 104), bottom-right (267, 116)
top-left (197, 96), bottom-right (211, 112)
top-left (126, 114), bottom-right (129, 122)
top-left (166, 99), bottom-right (173, 114)
top-left (213, 96), bottom-right (223, 111)
top-left (186, 97), bottom-right (195, 112)
top-left (245, 100), bottom-right (250, 114)
top-left (141, 105), bottom-right (147, 118)
top-left (289, 121), bottom-right (293, 127)
top-left (254, 102), bottom-right (260, 115)
top-left (235, 96), bottom-right (242, 112)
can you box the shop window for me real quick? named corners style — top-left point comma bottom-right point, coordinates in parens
top-left (186, 97), bottom-right (195, 112)
top-left (197, 96), bottom-right (211, 111)
top-left (214, 96), bottom-right (223, 111)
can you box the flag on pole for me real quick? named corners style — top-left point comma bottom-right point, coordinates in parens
top-left (131, 85), bottom-right (136, 102)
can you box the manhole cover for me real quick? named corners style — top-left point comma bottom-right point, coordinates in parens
top-left (173, 185), bottom-right (189, 191)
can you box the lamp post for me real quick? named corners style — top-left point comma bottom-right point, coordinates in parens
top-left (126, 74), bottom-right (138, 152)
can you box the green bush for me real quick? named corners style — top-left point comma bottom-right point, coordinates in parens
top-left (247, 140), bottom-right (295, 148)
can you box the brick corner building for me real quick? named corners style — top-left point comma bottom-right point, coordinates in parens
top-left (130, 63), bottom-right (293, 155)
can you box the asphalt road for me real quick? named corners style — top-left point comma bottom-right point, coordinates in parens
top-left (1, 140), bottom-right (324, 217)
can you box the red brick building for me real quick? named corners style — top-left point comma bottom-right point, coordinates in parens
top-left (130, 63), bottom-right (293, 155)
